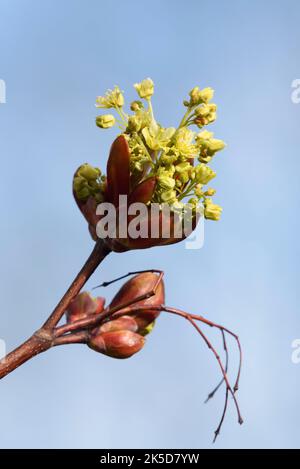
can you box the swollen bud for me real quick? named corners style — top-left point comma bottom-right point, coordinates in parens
top-left (66, 292), bottom-right (105, 323)
top-left (88, 330), bottom-right (145, 359)
top-left (98, 316), bottom-right (138, 334)
top-left (109, 272), bottom-right (165, 331)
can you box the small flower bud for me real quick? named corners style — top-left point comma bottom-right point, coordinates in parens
top-left (204, 188), bottom-right (216, 196)
top-left (195, 130), bottom-right (214, 144)
top-left (194, 104), bottom-right (217, 127)
top-left (73, 164), bottom-right (103, 201)
top-left (96, 114), bottom-right (116, 129)
top-left (199, 87), bottom-right (214, 103)
top-left (195, 164), bottom-right (216, 184)
top-left (198, 153), bottom-right (212, 164)
top-left (175, 162), bottom-right (192, 173)
top-left (73, 176), bottom-right (90, 200)
top-left (207, 138), bottom-right (226, 154)
top-left (204, 198), bottom-right (223, 221)
top-left (88, 330), bottom-right (145, 359)
top-left (130, 100), bottom-right (144, 111)
top-left (134, 78), bottom-right (154, 100)
top-left (188, 197), bottom-right (199, 206)
top-left (189, 86), bottom-right (202, 106)
top-left (157, 175), bottom-right (176, 190)
top-left (195, 184), bottom-right (204, 198)
top-left (78, 164), bottom-right (101, 181)
top-left (189, 87), bottom-right (214, 106)
top-left (126, 115), bottom-right (141, 132)
top-left (195, 105), bottom-right (211, 117)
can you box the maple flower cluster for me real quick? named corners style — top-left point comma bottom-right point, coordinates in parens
top-left (75, 78), bottom-right (226, 221)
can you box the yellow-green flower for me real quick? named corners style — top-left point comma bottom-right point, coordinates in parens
top-left (173, 128), bottom-right (198, 159)
top-left (160, 153), bottom-right (178, 165)
top-left (96, 114), bottom-right (116, 129)
top-left (157, 166), bottom-right (175, 178)
top-left (196, 130), bottom-right (226, 163)
top-left (194, 103), bottom-right (217, 127)
top-left (204, 198), bottom-right (223, 220)
top-left (142, 122), bottom-right (175, 151)
top-left (95, 86), bottom-right (124, 109)
top-left (195, 164), bottom-right (216, 184)
top-left (188, 86), bottom-right (214, 105)
top-left (175, 162), bottom-right (193, 184)
top-left (134, 78), bottom-right (154, 100)
top-left (160, 189), bottom-right (177, 203)
top-left (175, 162), bottom-right (192, 173)
top-left (92, 79), bottom-right (227, 222)
top-left (157, 175), bottom-right (176, 190)
top-left (157, 166), bottom-right (176, 192)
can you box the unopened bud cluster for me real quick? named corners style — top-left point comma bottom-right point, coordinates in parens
top-left (73, 163), bottom-right (106, 203)
top-left (65, 273), bottom-right (163, 359)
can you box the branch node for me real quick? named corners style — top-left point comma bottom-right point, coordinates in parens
top-left (33, 329), bottom-right (53, 343)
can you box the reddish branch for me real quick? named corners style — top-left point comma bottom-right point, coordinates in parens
top-left (43, 241), bottom-right (111, 330)
top-left (0, 240), bottom-right (111, 379)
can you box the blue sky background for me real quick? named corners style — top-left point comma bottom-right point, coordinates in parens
top-left (0, 0), bottom-right (299, 449)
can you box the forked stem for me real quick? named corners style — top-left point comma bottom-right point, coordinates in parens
top-left (0, 266), bottom-right (243, 443)
top-left (106, 302), bottom-right (243, 439)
